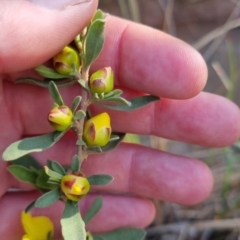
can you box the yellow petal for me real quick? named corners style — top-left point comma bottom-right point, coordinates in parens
top-left (22, 234), bottom-right (31, 240)
top-left (21, 211), bottom-right (54, 240)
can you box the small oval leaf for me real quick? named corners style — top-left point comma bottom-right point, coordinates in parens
top-left (13, 155), bottom-right (42, 170)
top-left (35, 188), bottom-right (61, 208)
top-left (87, 133), bottom-right (125, 154)
top-left (83, 196), bottom-right (103, 225)
top-left (74, 110), bottom-right (86, 120)
top-left (45, 166), bottom-right (63, 180)
top-left (87, 174), bottom-right (113, 186)
top-left (95, 95), bottom-right (160, 111)
top-left (78, 79), bottom-right (91, 92)
top-left (71, 155), bottom-right (80, 172)
top-left (36, 169), bottom-right (58, 190)
top-left (87, 146), bottom-right (102, 154)
top-left (49, 81), bottom-right (64, 105)
top-left (35, 65), bottom-right (72, 79)
top-left (61, 200), bottom-right (86, 240)
top-left (72, 96), bottom-right (82, 113)
top-left (51, 161), bottom-right (66, 175)
top-left (95, 97), bottom-right (131, 106)
top-left (92, 9), bottom-right (105, 23)
top-left (76, 139), bottom-right (86, 146)
top-left (3, 132), bottom-right (63, 161)
top-left (84, 20), bottom-right (105, 67)
top-left (8, 165), bottom-right (38, 185)
top-left (103, 89), bottom-right (123, 99)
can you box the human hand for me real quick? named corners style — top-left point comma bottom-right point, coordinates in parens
top-left (1, 0), bottom-right (240, 239)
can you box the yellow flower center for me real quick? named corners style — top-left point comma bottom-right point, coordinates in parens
top-left (72, 185), bottom-right (82, 194)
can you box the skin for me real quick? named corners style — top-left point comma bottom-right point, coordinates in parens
top-left (0, 0), bottom-right (240, 239)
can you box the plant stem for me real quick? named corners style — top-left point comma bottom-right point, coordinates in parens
top-left (76, 66), bottom-right (90, 169)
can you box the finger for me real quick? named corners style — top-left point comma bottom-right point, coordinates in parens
top-left (92, 15), bottom-right (208, 99)
top-left (4, 14), bottom-right (206, 99)
top-left (0, 191), bottom-right (155, 239)
top-left (0, 0), bottom-right (98, 73)
top-left (10, 143), bottom-right (213, 205)
top-left (3, 81), bottom-right (240, 147)
top-left (99, 91), bottom-right (240, 147)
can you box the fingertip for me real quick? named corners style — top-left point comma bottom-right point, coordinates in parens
top-left (0, 0), bottom-right (98, 73)
top-left (217, 97), bottom-right (240, 147)
top-left (183, 160), bottom-right (213, 205)
top-left (93, 16), bottom-right (208, 99)
top-left (177, 43), bottom-right (208, 99)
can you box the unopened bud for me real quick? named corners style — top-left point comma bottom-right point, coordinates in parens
top-left (61, 174), bottom-right (90, 202)
top-left (53, 46), bottom-right (80, 75)
top-left (89, 67), bottom-right (114, 94)
top-left (48, 105), bottom-right (73, 131)
top-left (83, 112), bottom-right (111, 147)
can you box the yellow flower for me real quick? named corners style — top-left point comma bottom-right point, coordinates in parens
top-left (21, 211), bottom-right (54, 240)
top-left (53, 46), bottom-right (80, 75)
top-left (48, 105), bottom-right (73, 131)
top-left (61, 174), bottom-right (90, 202)
top-left (89, 67), bottom-right (114, 94)
top-left (83, 112), bottom-right (111, 147)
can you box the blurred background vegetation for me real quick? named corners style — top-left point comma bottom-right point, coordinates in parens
top-left (98, 0), bottom-right (240, 239)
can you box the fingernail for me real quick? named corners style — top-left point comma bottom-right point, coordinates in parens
top-left (28, 0), bottom-right (91, 10)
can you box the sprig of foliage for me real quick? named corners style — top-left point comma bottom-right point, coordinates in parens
top-left (2, 9), bottom-right (160, 240)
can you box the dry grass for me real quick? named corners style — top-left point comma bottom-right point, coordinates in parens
top-left (99, 1), bottom-right (240, 239)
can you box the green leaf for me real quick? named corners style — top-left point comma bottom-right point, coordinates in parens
top-left (103, 89), bottom-right (123, 99)
top-left (13, 155), bottom-right (42, 170)
top-left (92, 9), bottom-right (105, 23)
top-left (8, 165), bottom-right (38, 185)
top-left (15, 77), bottom-right (77, 88)
top-left (71, 155), bottom-right (80, 172)
top-left (93, 228), bottom-right (146, 240)
top-left (61, 200), bottom-right (86, 240)
top-left (35, 65), bottom-right (72, 79)
top-left (45, 166), bottom-right (63, 180)
top-left (78, 79), bottom-right (90, 92)
top-left (35, 188), bottom-right (61, 208)
top-left (48, 81), bottom-right (64, 105)
top-left (74, 110), bottom-right (86, 120)
top-left (72, 96), bottom-right (82, 113)
top-left (50, 161), bottom-right (66, 175)
top-left (53, 130), bottom-right (68, 142)
top-left (87, 146), bottom-right (102, 154)
top-left (76, 139), bottom-right (86, 146)
top-left (108, 135), bottom-right (120, 142)
top-left (3, 132), bottom-right (63, 161)
top-left (84, 19), bottom-right (105, 67)
top-left (101, 133), bottom-right (125, 152)
top-left (96, 95), bottom-right (160, 111)
top-left (95, 96), bottom-right (131, 106)
top-left (36, 169), bottom-right (59, 190)
top-left (16, 77), bottom-right (51, 87)
top-left (87, 174), bottom-right (113, 186)
top-left (88, 133), bottom-right (125, 154)
top-left (83, 196), bottom-right (103, 224)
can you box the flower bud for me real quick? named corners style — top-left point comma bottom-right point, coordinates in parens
top-left (53, 46), bottom-right (80, 75)
top-left (48, 105), bottom-right (73, 131)
top-left (89, 67), bottom-right (114, 94)
top-left (83, 112), bottom-right (111, 147)
top-left (61, 174), bottom-right (90, 202)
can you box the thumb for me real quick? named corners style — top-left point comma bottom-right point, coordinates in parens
top-left (0, 0), bottom-right (98, 73)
